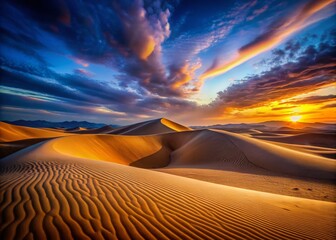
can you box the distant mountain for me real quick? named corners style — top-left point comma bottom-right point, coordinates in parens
top-left (259, 121), bottom-right (336, 131)
top-left (3, 120), bottom-right (119, 129)
top-left (214, 123), bottom-right (267, 129)
top-left (277, 127), bottom-right (300, 131)
top-left (193, 121), bottom-right (336, 131)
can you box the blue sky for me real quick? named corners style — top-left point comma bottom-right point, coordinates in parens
top-left (0, 0), bottom-right (335, 125)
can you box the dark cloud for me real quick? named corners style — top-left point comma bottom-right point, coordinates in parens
top-left (266, 39), bottom-right (302, 65)
top-left (0, 92), bottom-right (94, 115)
top-left (0, 56), bottom-right (196, 120)
top-left (284, 40), bottom-right (302, 58)
top-left (321, 103), bottom-right (336, 109)
top-left (258, 28), bottom-right (336, 68)
top-left (211, 41), bottom-right (336, 110)
top-left (137, 96), bottom-right (196, 112)
top-left (3, 0), bottom-right (181, 96)
top-left (0, 59), bottom-right (139, 106)
top-left (0, 3), bottom-right (50, 66)
top-left (289, 95), bottom-right (336, 105)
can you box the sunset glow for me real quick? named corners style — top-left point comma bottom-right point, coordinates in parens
top-left (290, 115), bottom-right (302, 123)
top-left (0, 0), bottom-right (335, 125)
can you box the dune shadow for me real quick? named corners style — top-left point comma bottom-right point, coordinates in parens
top-left (0, 138), bottom-right (51, 158)
top-left (130, 146), bottom-right (172, 169)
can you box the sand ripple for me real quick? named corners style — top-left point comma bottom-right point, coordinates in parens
top-left (1, 158), bottom-right (335, 240)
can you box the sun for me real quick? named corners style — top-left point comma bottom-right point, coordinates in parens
top-left (290, 115), bottom-right (302, 122)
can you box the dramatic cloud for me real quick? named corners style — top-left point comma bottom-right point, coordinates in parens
top-left (3, 0), bottom-right (176, 97)
top-left (210, 40), bottom-right (336, 111)
top-left (163, 1), bottom-right (261, 92)
top-left (0, 56), bottom-right (198, 123)
top-left (0, 59), bottom-right (139, 106)
top-left (201, 0), bottom-right (334, 79)
top-left (289, 94), bottom-right (336, 105)
top-left (0, 0), bottom-right (335, 124)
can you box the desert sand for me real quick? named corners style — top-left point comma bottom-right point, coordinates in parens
top-left (0, 122), bottom-right (70, 142)
top-left (0, 122), bottom-right (71, 158)
top-left (1, 118), bottom-right (335, 239)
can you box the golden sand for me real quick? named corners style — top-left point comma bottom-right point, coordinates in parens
top-left (1, 119), bottom-right (335, 239)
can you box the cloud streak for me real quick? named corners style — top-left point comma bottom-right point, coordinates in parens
top-left (201, 0), bottom-right (334, 80)
top-left (289, 94), bottom-right (336, 105)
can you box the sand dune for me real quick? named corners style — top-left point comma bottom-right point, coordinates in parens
top-left (1, 120), bottom-right (335, 239)
top-left (224, 128), bottom-right (336, 159)
top-left (72, 125), bottom-right (115, 134)
top-left (41, 127), bottom-right (67, 132)
top-left (209, 129), bottom-right (335, 179)
top-left (50, 134), bottom-right (169, 168)
top-left (254, 132), bottom-right (336, 148)
top-left (261, 141), bottom-right (336, 159)
top-left (0, 122), bottom-right (71, 158)
top-left (110, 118), bottom-right (191, 135)
top-left (1, 149), bottom-right (335, 240)
top-left (2, 127), bottom-right (333, 201)
top-left (0, 122), bottom-right (70, 142)
top-left (66, 127), bottom-right (87, 132)
top-left (161, 129), bottom-right (335, 201)
top-left (27, 129), bottom-right (335, 180)
top-left (0, 138), bottom-right (50, 158)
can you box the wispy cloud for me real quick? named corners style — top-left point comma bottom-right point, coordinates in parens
top-left (74, 68), bottom-right (93, 77)
top-left (69, 56), bottom-right (90, 67)
top-left (289, 94), bottom-right (336, 105)
top-left (246, 5), bottom-right (269, 21)
top-left (201, 0), bottom-right (334, 80)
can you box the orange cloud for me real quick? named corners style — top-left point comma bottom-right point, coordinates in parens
top-left (133, 35), bottom-right (156, 60)
top-left (201, 0), bottom-right (334, 80)
top-left (171, 61), bottom-right (202, 90)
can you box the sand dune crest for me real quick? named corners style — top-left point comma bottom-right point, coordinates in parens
top-left (110, 118), bottom-right (191, 135)
top-left (0, 122), bottom-right (70, 142)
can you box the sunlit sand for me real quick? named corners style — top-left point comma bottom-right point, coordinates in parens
top-left (1, 118), bottom-right (335, 239)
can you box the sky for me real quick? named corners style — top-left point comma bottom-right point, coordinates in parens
top-left (0, 0), bottom-right (335, 125)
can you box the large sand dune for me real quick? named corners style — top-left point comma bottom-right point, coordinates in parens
top-left (1, 119), bottom-right (335, 239)
top-left (69, 125), bottom-right (115, 134)
top-left (0, 122), bottom-right (70, 142)
top-left (254, 132), bottom-right (336, 148)
top-left (51, 134), bottom-right (170, 168)
top-left (33, 129), bottom-right (335, 180)
top-left (110, 118), bottom-right (191, 135)
top-left (0, 122), bottom-right (71, 158)
top-left (66, 126), bottom-right (87, 132)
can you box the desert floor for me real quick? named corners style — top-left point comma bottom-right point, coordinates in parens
top-left (1, 119), bottom-right (335, 239)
